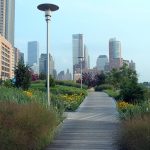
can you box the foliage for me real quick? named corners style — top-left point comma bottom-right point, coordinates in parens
top-left (3, 79), bottom-right (14, 88)
top-left (0, 102), bottom-right (57, 150)
top-left (81, 72), bottom-right (95, 87)
top-left (95, 84), bottom-right (113, 91)
top-left (104, 89), bottom-right (120, 100)
top-left (39, 73), bottom-right (46, 80)
top-left (117, 113), bottom-right (150, 150)
top-left (55, 80), bottom-right (88, 89)
top-left (45, 75), bottom-right (56, 87)
top-left (117, 100), bottom-right (150, 120)
top-left (51, 85), bottom-right (87, 97)
top-left (57, 93), bottom-right (85, 111)
top-left (95, 72), bottom-right (106, 86)
top-left (106, 64), bottom-right (146, 103)
top-left (120, 83), bottom-right (146, 103)
top-left (14, 61), bottom-right (31, 90)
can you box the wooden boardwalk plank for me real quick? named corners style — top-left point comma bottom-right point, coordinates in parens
top-left (46, 92), bottom-right (119, 150)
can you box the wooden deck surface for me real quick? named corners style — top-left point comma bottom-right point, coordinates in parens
top-left (46, 92), bottom-right (119, 150)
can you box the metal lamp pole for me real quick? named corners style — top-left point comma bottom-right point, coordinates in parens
top-left (37, 3), bottom-right (59, 106)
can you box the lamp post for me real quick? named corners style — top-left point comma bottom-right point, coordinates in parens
top-left (37, 3), bottom-right (59, 106)
top-left (78, 57), bottom-right (84, 89)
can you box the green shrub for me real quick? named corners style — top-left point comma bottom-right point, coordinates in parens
top-left (51, 85), bottom-right (87, 96)
top-left (95, 84), bottom-right (113, 91)
top-left (120, 83), bottom-right (146, 103)
top-left (0, 102), bottom-right (57, 150)
top-left (55, 80), bottom-right (88, 89)
top-left (3, 79), bottom-right (13, 88)
top-left (117, 113), bottom-right (150, 150)
top-left (104, 89), bottom-right (120, 100)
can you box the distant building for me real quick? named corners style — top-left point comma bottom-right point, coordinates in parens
top-left (0, 34), bottom-right (14, 79)
top-left (96, 55), bottom-right (108, 72)
top-left (72, 34), bottom-right (89, 79)
top-left (123, 59), bottom-right (136, 70)
top-left (129, 60), bottom-right (136, 70)
top-left (27, 41), bottom-right (39, 67)
top-left (109, 38), bottom-right (123, 70)
top-left (39, 53), bottom-right (55, 76)
top-left (57, 71), bottom-right (65, 80)
top-left (19, 52), bottom-right (24, 63)
top-left (30, 63), bottom-right (39, 75)
top-left (14, 47), bottom-right (24, 66)
top-left (0, 0), bottom-right (15, 46)
top-left (65, 69), bottom-right (72, 80)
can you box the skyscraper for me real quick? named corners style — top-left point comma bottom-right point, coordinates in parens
top-left (27, 41), bottom-right (39, 67)
top-left (39, 53), bottom-right (55, 76)
top-left (0, 0), bottom-right (15, 46)
top-left (72, 34), bottom-right (89, 79)
top-left (109, 38), bottom-right (123, 70)
top-left (96, 55), bottom-right (108, 72)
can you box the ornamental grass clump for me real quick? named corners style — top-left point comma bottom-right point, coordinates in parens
top-left (117, 113), bottom-right (150, 150)
top-left (0, 102), bottom-right (57, 150)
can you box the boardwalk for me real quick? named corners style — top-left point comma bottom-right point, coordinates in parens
top-left (46, 92), bottom-right (119, 150)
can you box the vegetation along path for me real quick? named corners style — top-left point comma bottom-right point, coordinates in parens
top-left (46, 92), bottom-right (119, 150)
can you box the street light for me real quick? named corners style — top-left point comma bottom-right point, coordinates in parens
top-left (37, 3), bottom-right (59, 106)
top-left (78, 56), bottom-right (84, 89)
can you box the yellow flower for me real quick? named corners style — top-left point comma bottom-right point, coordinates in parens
top-left (24, 91), bottom-right (33, 97)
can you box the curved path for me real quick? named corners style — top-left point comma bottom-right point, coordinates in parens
top-left (46, 92), bottom-right (119, 150)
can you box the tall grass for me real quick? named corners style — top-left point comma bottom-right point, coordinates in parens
top-left (0, 102), bottom-right (57, 150)
top-left (117, 113), bottom-right (150, 150)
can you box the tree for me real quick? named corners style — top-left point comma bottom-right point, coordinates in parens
top-left (39, 73), bottom-right (46, 80)
top-left (45, 75), bottom-right (56, 87)
top-left (95, 72), bottom-right (106, 86)
top-left (14, 61), bottom-right (31, 90)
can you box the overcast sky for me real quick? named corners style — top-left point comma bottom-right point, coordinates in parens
top-left (15, 0), bottom-right (150, 82)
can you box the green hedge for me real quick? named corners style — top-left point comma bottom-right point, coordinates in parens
top-left (55, 80), bottom-right (88, 89)
top-left (95, 84), bottom-right (113, 91)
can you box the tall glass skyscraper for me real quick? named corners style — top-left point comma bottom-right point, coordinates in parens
top-left (0, 0), bottom-right (15, 46)
top-left (27, 41), bottom-right (39, 67)
top-left (72, 34), bottom-right (89, 79)
top-left (109, 38), bottom-right (123, 70)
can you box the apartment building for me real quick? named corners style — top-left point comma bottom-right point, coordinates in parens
top-left (0, 34), bottom-right (14, 79)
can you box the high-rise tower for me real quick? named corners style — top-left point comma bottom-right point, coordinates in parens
top-left (72, 34), bottom-right (89, 79)
top-left (27, 41), bottom-right (39, 67)
top-left (0, 0), bottom-right (15, 46)
top-left (109, 38), bottom-right (123, 70)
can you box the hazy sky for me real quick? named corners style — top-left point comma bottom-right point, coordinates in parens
top-left (15, 0), bottom-right (150, 82)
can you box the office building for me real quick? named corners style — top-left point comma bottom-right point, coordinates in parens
top-left (39, 53), bottom-right (55, 76)
top-left (129, 60), bottom-right (136, 70)
top-left (109, 38), bottom-right (123, 70)
top-left (0, 0), bottom-right (15, 46)
top-left (27, 41), bottom-right (39, 67)
top-left (96, 55), bottom-right (108, 72)
top-left (0, 34), bottom-right (14, 79)
top-left (72, 34), bottom-right (89, 79)
top-left (19, 51), bottom-right (24, 63)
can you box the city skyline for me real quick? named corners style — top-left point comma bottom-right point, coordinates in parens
top-left (15, 0), bottom-right (150, 82)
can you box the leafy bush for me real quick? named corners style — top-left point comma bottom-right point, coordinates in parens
top-left (95, 84), bottom-right (113, 91)
top-left (51, 85), bottom-right (87, 96)
top-left (0, 102), bottom-right (57, 150)
top-left (104, 89), bottom-right (120, 100)
top-left (57, 94), bottom-right (85, 111)
top-left (120, 83), bottom-right (146, 103)
top-left (45, 75), bottom-right (56, 87)
top-left (117, 101), bottom-right (150, 120)
top-left (117, 113), bottom-right (150, 150)
top-left (3, 79), bottom-right (14, 88)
